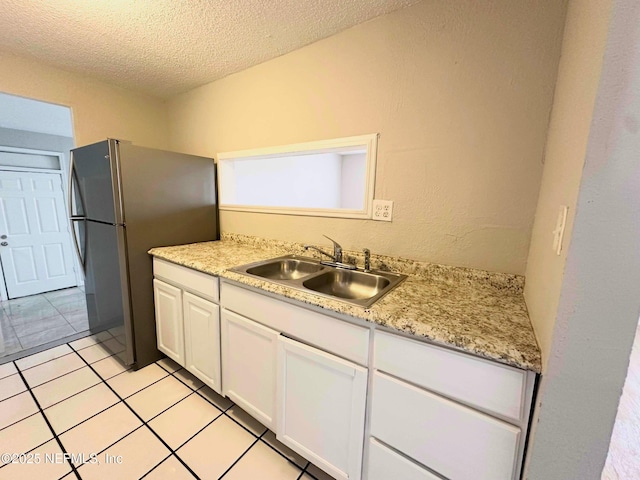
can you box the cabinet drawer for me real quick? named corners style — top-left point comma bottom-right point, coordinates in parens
top-left (153, 258), bottom-right (219, 303)
top-left (368, 438), bottom-right (440, 480)
top-left (221, 282), bottom-right (369, 365)
top-left (371, 372), bottom-right (520, 480)
top-left (374, 331), bottom-right (527, 422)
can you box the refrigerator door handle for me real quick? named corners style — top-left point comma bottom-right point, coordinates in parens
top-left (68, 151), bottom-right (88, 218)
top-left (68, 152), bottom-right (76, 217)
top-left (68, 153), bottom-right (87, 268)
top-left (69, 218), bottom-right (86, 268)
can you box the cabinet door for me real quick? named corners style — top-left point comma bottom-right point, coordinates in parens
top-left (183, 292), bottom-right (222, 394)
top-left (153, 279), bottom-right (185, 366)
top-left (371, 371), bottom-right (520, 480)
top-left (276, 336), bottom-right (367, 480)
top-left (367, 438), bottom-right (441, 480)
top-left (221, 309), bottom-right (279, 430)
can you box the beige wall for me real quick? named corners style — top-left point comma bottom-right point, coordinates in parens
top-left (0, 50), bottom-right (169, 149)
top-left (524, 0), bottom-right (613, 370)
top-left (167, 0), bottom-right (566, 275)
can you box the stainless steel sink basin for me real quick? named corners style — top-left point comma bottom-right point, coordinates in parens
top-left (302, 269), bottom-right (391, 300)
top-left (246, 258), bottom-right (324, 280)
top-left (230, 255), bottom-right (407, 308)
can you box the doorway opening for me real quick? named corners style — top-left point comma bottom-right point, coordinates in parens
top-left (0, 92), bottom-right (89, 362)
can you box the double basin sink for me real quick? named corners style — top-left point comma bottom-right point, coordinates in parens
top-left (230, 255), bottom-right (407, 308)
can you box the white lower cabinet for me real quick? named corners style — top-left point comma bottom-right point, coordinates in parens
top-left (371, 371), bottom-right (521, 480)
top-left (276, 336), bottom-right (368, 480)
top-left (153, 279), bottom-right (185, 365)
top-left (153, 260), bottom-right (222, 395)
top-left (221, 309), bottom-right (279, 430)
top-left (153, 268), bottom-right (537, 480)
top-left (183, 292), bottom-right (221, 392)
top-left (367, 439), bottom-right (440, 480)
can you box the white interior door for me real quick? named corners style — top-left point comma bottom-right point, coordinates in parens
top-left (0, 170), bottom-right (77, 298)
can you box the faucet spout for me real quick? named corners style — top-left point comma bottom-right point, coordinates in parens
top-left (303, 235), bottom-right (355, 270)
top-left (303, 245), bottom-right (335, 261)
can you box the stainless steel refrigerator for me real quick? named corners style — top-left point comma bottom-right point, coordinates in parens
top-left (69, 139), bottom-right (218, 370)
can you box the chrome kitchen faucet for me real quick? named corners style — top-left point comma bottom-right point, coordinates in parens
top-left (304, 235), bottom-right (356, 270)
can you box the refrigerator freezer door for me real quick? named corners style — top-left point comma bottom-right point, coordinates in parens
top-left (70, 139), bottom-right (124, 224)
top-left (84, 220), bottom-right (135, 365)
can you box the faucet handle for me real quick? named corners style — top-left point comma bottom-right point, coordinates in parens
top-left (362, 248), bottom-right (371, 272)
top-left (322, 234), bottom-right (340, 246)
top-left (322, 235), bottom-right (342, 262)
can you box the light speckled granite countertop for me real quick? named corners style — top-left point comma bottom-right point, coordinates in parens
top-left (149, 234), bottom-right (541, 372)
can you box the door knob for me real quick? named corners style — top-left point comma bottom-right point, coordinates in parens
top-left (1, 242), bottom-right (8, 246)
top-left (0, 235), bottom-right (6, 239)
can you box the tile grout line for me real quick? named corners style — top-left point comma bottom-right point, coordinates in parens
top-left (0, 383), bottom-right (30, 405)
top-left (1, 289), bottom-right (91, 358)
top-left (0, 410), bottom-right (42, 436)
top-left (0, 307), bottom-right (25, 350)
top-left (28, 361), bottom-right (191, 436)
top-left (0, 336), bottom-right (121, 410)
top-left (22, 342), bottom-right (125, 381)
top-left (67, 343), bottom-right (203, 480)
top-left (18, 351), bottom-right (79, 372)
top-left (78, 423), bottom-right (148, 470)
top-left (299, 457), bottom-right (314, 478)
top-left (135, 381), bottom-right (299, 475)
top-left (0, 432), bottom-right (54, 471)
top-left (15, 378), bottom-right (194, 459)
top-left (41, 380), bottom-right (108, 412)
top-left (260, 439), bottom-right (310, 473)
top-left (6, 338), bottom-right (317, 479)
top-left (162, 367), bottom-right (269, 439)
top-left (297, 464), bottom-right (312, 480)
top-left (218, 429), bottom-right (268, 479)
top-left (43, 294), bottom-right (77, 332)
top-left (138, 452), bottom-right (174, 479)
top-left (8, 322), bottom-right (25, 350)
top-left (1, 338), bottom-right (85, 370)
top-left (132, 388), bottom-right (199, 425)
top-left (157, 361), bottom-right (310, 471)
top-left (11, 311), bottom-right (71, 337)
top-left (172, 410), bottom-right (225, 451)
top-left (11, 360), bottom-right (82, 479)
top-left (11, 330), bottom-right (114, 372)
top-left (96, 358), bottom-right (278, 477)
top-left (21, 363), bottom-right (88, 390)
top-left (44, 392), bottom-right (121, 438)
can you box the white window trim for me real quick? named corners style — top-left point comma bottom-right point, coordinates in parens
top-left (217, 133), bottom-right (378, 219)
top-left (0, 145), bottom-right (64, 166)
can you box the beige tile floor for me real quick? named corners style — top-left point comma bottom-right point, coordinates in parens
top-left (0, 330), bottom-right (334, 479)
top-left (0, 287), bottom-right (89, 359)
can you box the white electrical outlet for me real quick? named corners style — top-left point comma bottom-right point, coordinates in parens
top-left (372, 200), bottom-right (393, 222)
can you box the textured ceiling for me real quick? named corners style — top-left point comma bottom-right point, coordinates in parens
top-left (0, 0), bottom-right (420, 98)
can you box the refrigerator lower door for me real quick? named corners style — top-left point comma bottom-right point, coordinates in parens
top-left (84, 220), bottom-right (135, 366)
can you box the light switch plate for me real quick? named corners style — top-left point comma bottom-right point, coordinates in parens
top-left (372, 200), bottom-right (393, 222)
top-left (552, 205), bottom-right (569, 255)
